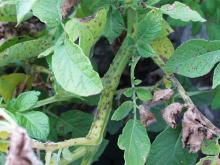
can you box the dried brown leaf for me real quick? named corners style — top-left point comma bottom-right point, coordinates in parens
top-left (5, 127), bottom-right (42, 165)
top-left (152, 88), bottom-right (174, 103)
top-left (162, 102), bottom-right (183, 128)
top-left (182, 106), bottom-right (220, 153)
top-left (139, 105), bottom-right (156, 127)
top-left (61, 0), bottom-right (79, 18)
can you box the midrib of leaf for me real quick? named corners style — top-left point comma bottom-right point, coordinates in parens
top-left (128, 119), bottom-right (136, 159)
top-left (65, 45), bottom-right (97, 86)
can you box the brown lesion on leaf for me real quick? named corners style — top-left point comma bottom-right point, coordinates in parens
top-left (139, 105), bottom-right (156, 127)
top-left (182, 105), bottom-right (220, 153)
top-left (162, 102), bottom-right (183, 128)
top-left (152, 88), bottom-right (174, 103)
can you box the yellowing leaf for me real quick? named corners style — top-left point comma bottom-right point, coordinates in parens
top-left (0, 131), bottom-right (9, 140)
top-left (0, 73), bottom-right (32, 101)
top-left (151, 37), bottom-right (174, 61)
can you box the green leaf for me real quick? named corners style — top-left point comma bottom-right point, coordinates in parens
top-left (134, 10), bottom-right (162, 58)
top-left (11, 91), bottom-right (40, 112)
top-left (147, 0), bottom-right (160, 5)
top-left (65, 8), bottom-right (107, 56)
top-left (211, 86), bottom-right (220, 110)
top-left (206, 23), bottom-right (220, 40)
top-left (147, 127), bottom-right (197, 165)
top-left (161, 1), bottom-right (206, 22)
top-left (201, 138), bottom-right (220, 156)
top-left (16, 0), bottom-right (36, 24)
top-left (32, 0), bottom-right (61, 27)
top-left (0, 73), bottom-right (32, 101)
top-left (0, 2), bottom-right (16, 22)
top-left (111, 101), bottom-right (133, 121)
top-left (165, 40), bottom-right (220, 78)
top-left (52, 40), bottom-right (103, 96)
top-left (0, 36), bottom-right (52, 67)
top-left (213, 63), bottom-right (220, 89)
top-left (118, 119), bottom-right (151, 165)
top-left (57, 110), bottom-right (93, 138)
top-left (103, 7), bottom-right (124, 43)
top-left (16, 111), bottom-right (49, 140)
top-left (136, 88), bottom-right (152, 102)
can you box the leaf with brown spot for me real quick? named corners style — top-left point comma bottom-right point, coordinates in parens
top-left (162, 102), bottom-right (183, 128)
top-left (139, 105), bottom-right (156, 127)
top-left (152, 88), bottom-right (174, 103)
top-left (182, 106), bottom-right (220, 153)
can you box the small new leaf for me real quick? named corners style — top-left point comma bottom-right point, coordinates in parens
top-left (111, 101), bottom-right (133, 121)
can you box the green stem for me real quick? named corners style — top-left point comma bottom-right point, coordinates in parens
top-left (32, 37), bottom-right (132, 158)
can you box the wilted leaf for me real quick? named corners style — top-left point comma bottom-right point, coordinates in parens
top-left (6, 126), bottom-right (42, 165)
top-left (162, 102), bottom-right (183, 128)
top-left (52, 40), bottom-right (103, 96)
top-left (161, 1), bottom-right (206, 22)
top-left (139, 105), bottom-right (156, 127)
top-left (111, 101), bottom-right (133, 121)
top-left (152, 88), bottom-right (174, 103)
top-left (118, 119), bottom-right (151, 165)
top-left (182, 106), bottom-right (220, 152)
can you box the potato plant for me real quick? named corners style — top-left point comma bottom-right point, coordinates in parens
top-left (0, 0), bottom-right (220, 165)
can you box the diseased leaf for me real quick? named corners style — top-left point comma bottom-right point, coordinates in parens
top-left (161, 1), bottom-right (206, 22)
top-left (52, 40), bottom-right (103, 96)
top-left (162, 103), bottom-right (183, 128)
top-left (0, 36), bottom-right (52, 67)
top-left (57, 110), bottom-right (93, 138)
top-left (151, 37), bottom-right (174, 61)
top-left (0, 73), bottom-right (32, 101)
top-left (196, 156), bottom-right (220, 165)
top-left (118, 119), bottom-right (151, 165)
top-left (139, 105), bottom-right (156, 128)
top-left (16, 0), bottom-right (36, 24)
top-left (165, 40), bottom-right (220, 78)
top-left (111, 101), bottom-right (133, 121)
top-left (16, 111), bottom-right (49, 140)
top-left (32, 0), bottom-right (61, 27)
top-left (103, 7), bottom-right (124, 43)
top-left (147, 127), bottom-right (198, 165)
top-left (65, 8), bottom-right (107, 56)
top-left (213, 63), bottom-right (220, 89)
top-left (152, 88), bottom-right (173, 103)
